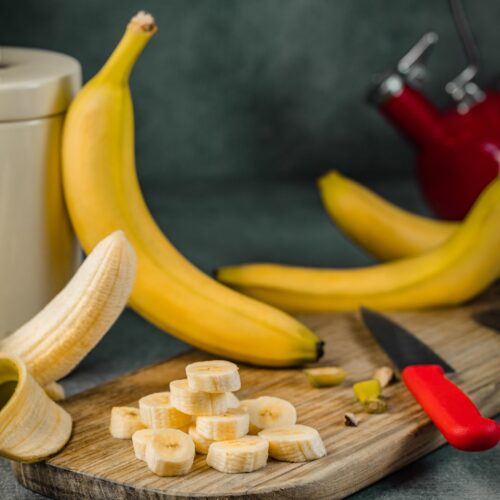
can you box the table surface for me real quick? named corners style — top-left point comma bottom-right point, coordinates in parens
top-left (1, 177), bottom-right (499, 499)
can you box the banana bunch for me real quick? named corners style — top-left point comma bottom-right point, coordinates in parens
top-left (217, 176), bottom-right (500, 312)
top-left (0, 231), bottom-right (135, 462)
top-left (61, 11), bottom-right (321, 367)
top-left (111, 359), bottom-right (326, 476)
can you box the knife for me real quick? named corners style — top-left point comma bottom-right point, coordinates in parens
top-left (472, 308), bottom-right (500, 333)
top-left (360, 307), bottom-right (500, 452)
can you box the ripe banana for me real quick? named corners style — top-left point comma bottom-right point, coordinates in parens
top-left (61, 11), bottom-right (321, 367)
top-left (206, 436), bottom-right (269, 473)
top-left (0, 354), bottom-right (72, 462)
top-left (239, 399), bottom-right (261, 434)
top-left (259, 425), bottom-right (326, 462)
top-left (188, 425), bottom-right (215, 454)
top-left (110, 406), bottom-right (146, 439)
top-left (186, 360), bottom-right (241, 393)
top-left (170, 379), bottom-right (228, 416)
top-left (247, 396), bottom-right (297, 432)
top-left (132, 428), bottom-right (155, 461)
top-left (196, 408), bottom-right (249, 440)
top-left (139, 392), bottom-right (192, 429)
top-left (0, 231), bottom-right (136, 386)
top-left (217, 178), bottom-right (500, 312)
top-left (318, 170), bottom-right (457, 260)
top-left (145, 428), bottom-right (195, 476)
top-left (226, 392), bottom-right (240, 409)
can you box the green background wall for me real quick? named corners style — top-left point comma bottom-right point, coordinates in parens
top-left (3, 0), bottom-right (500, 186)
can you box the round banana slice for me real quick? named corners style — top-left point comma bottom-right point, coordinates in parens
top-left (248, 396), bottom-right (296, 431)
top-left (44, 381), bottom-right (66, 401)
top-left (239, 399), bottom-right (261, 435)
top-left (170, 379), bottom-right (227, 416)
top-left (259, 424), bottom-right (327, 462)
top-left (188, 425), bottom-right (215, 454)
top-left (225, 392), bottom-right (240, 409)
top-left (206, 436), bottom-right (269, 473)
top-left (0, 354), bottom-right (72, 462)
top-left (186, 360), bottom-right (241, 393)
top-left (139, 392), bottom-right (192, 429)
top-left (132, 428), bottom-right (156, 461)
top-left (110, 407), bottom-right (147, 439)
top-left (196, 408), bottom-right (249, 440)
top-left (145, 429), bottom-right (195, 476)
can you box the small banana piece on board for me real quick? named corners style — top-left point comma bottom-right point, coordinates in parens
top-left (259, 425), bottom-right (326, 462)
top-left (110, 407), bottom-right (147, 439)
top-left (248, 396), bottom-right (297, 432)
top-left (0, 231), bottom-right (136, 386)
top-left (206, 436), bottom-right (269, 473)
top-left (0, 355), bottom-right (72, 462)
top-left (188, 425), bottom-right (215, 454)
top-left (145, 429), bottom-right (195, 476)
top-left (186, 360), bottom-right (241, 393)
top-left (196, 408), bottom-right (249, 440)
top-left (225, 392), bottom-right (240, 409)
top-left (132, 428), bottom-right (156, 461)
top-left (44, 381), bottom-right (66, 401)
top-left (170, 379), bottom-right (227, 416)
top-left (304, 367), bottom-right (346, 387)
top-left (139, 392), bottom-right (192, 429)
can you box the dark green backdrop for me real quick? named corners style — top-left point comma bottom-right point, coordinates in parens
top-left (3, 0), bottom-right (500, 185)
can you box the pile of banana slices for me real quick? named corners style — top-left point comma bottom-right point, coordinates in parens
top-left (110, 360), bottom-right (327, 476)
top-left (0, 231), bottom-right (136, 463)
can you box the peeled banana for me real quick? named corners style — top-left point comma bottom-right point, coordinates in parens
top-left (247, 396), bottom-right (297, 433)
top-left (61, 11), bottom-right (322, 367)
top-left (44, 381), bottom-right (66, 401)
top-left (259, 425), bottom-right (326, 462)
top-left (145, 429), bottom-right (195, 476)
top-left (132, 428), bottom-right (155, 461)
top-left (0, 231), bottom-right (136, 386)
top-left (188, 425), bottom-right (215, 454)
top-left (206, 436), bottom-right (269, 473)
top-left (110, 406), bottom-right (147, 439)
top-left (0, 355), bottom-right (72, 462)
top-left (217, 178), bottom-right (500, 312)
top-left (225, 392), bottom-right (240, 409)
top-left (196, 408), bottom-right (249, 440)
top-left (318, 170), bottom-right (457, 260)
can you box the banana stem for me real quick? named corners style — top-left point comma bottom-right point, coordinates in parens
top-left (96, 11), bottom-right (157, 84)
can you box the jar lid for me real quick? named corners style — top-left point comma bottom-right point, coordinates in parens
top-left (0, 47), bottom-right (81, 122)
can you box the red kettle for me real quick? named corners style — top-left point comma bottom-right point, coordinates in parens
top-left (370, 1), bottom-right (500, 220)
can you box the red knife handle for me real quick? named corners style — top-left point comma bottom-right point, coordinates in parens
top-left (402, 365), bottom-right (500, 451)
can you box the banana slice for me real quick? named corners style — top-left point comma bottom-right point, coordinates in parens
top-left (0, 354), bottom-right (72, 462)
top-left (196, 408), bottom-right (249, 440)
top-left (304, 367), bottom-right (346, 387)
top-left (248, 396), bottom-right (296, 432)
top-left (132, 428), bottom-right (156, 461)
top-left (188, 425), bottom-right (215, 454)
top-left (226, 392), bottom-right (240, 409)
top-left (206, 436), bottom-right (269, 473)
top-left (186, 360), bottom-right (241, 393)
top-left (239, 399), bottom-right (260, 434)
top-left (44, 381), bottom-right (65, 401)
top-left (110, 407), bottom-right (147, 439)
top-left (170, 379), bottom-right (227, 416)
top-left (145, 428), bottom-right (195, 476)
top-left (139, 392), bottom-right (192, 429)
top-left (259, 425), bottom-right (326, 462)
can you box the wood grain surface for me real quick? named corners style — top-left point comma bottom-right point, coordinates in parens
top-left (13, 286), bottom-right (500, 499)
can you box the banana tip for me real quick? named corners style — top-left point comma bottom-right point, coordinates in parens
top-left (316, 341), bottom-right (325, 361)
top-left (129, 11), bottom-right (157, 32)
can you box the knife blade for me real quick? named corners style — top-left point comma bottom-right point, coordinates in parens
top-left (360, 307), bottom-right (500, 452)
top-left (472, 308), bottom-right (500, 333)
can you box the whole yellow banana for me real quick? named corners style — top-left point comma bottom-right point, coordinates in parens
top-left (217, 178), bottom-right (500, 313)
top-left (62, 12), bottom-right (321, 367)
top-left (318, 171), bottom-right (457, 260)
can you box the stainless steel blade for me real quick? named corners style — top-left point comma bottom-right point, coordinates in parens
top-left (360, 307), bottom-right (454, 373)
top-left (472, 308), bottom-right (500, 333)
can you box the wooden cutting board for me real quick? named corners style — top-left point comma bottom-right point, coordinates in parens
top-left (13, 287), bottom-right (500, 499)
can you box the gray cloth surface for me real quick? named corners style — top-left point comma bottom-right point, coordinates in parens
top-left (1, 177), bottom-right (499, 498)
